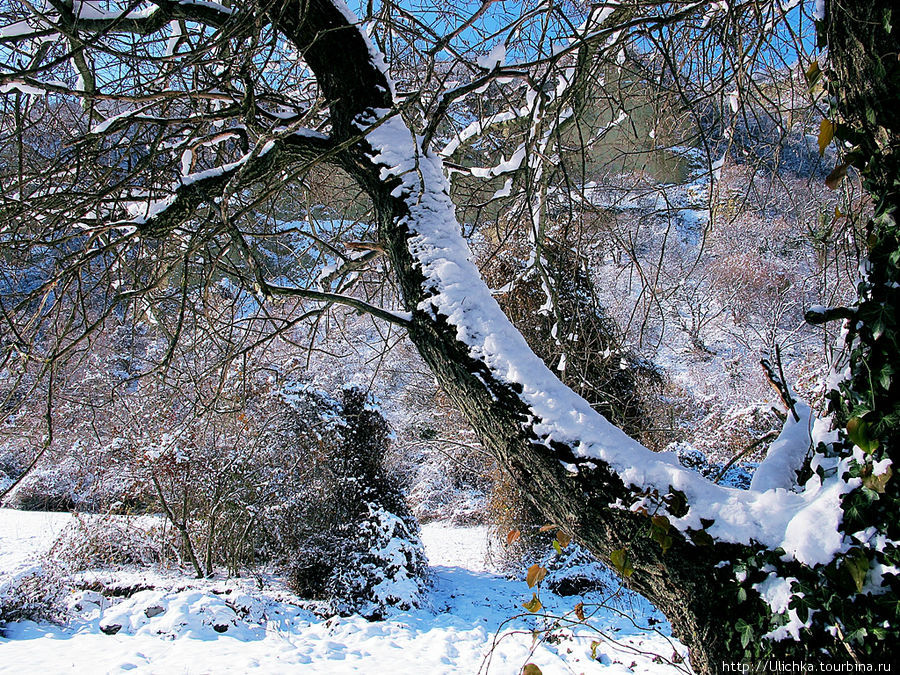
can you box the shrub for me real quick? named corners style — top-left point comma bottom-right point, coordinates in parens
top-left (51, 513), bottom-right (179, 570)
top-left (0, 566), bottom-right (67, 628)
top-left (276, 387), bottom-right (429, 618)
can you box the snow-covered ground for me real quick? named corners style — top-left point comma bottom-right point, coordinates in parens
top-left (0, 510), bottom-right (686, 674)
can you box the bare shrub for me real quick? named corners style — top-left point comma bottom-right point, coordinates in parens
top-left (0, 566), bottom-right (67, 628)
top-left (51, 514), bottom-right (179, 571)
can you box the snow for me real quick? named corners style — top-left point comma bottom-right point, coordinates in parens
top-left (0, 20), bottom-right (40, 38)
top-left (0, 81), bottom-right (48, 97)
top-left (749, 402), bottom-right (812, 492)
top-left (1, 510), bottom-right (684, 673)
top-left (476, 43), bottom-right (507, 70)
top-left (441, 110), bottom-right (521, 157)
top-left (813, 0), bottom-right (825, 21)
top-left (72, 1), bottom-right (158, 21)
top-left (753, 573), bottom-right (795, 615)
top-left (0, 510), bottom-right (71, 604)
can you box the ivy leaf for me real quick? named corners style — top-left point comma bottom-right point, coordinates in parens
top-left (650, 515), bottom-right (673, 553)
top-left (552, 539), bottom-right (563, 555)
top-left (845, 551), bottom-right (870, 592)
top-left (847, 627), bottom-right (868, 644)
top-left (878, 363), bottom-right (893, 391)
top-left (651, 515), bottom-right (670, 531)
top-left (689, 529), bottom-right (714, 547)
top-left (735, 618), bottom-right (753, 649)
top-left (523, 593), bottom-right (543, 613)
top-left (847, 417), bottom-right (880, 453)
top-left (863, 465), bottom-right (892, 494)
top-left (526, 564), bottom-right (547, 588)
top-left (610, 548), bottom-right (634, 578)
top-left (590, 640), bottom-right (601, 660)
top-left (665, 489), bottom-right (688, 517)
top-left (818, 119), bottom-right (834, 155)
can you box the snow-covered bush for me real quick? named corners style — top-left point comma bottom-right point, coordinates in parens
top-left (52, 514), bottom-right (178, 570)
top-left (7, 456), bottom-right (97, 512)
top-left (540, 543), bottom-right (612, 597)
top-left (274, 387), bottom-right (429, 618)
top-left (324, 504), bottom-right (429, 618)
top-left (0, 566), bottom-right (67, 628)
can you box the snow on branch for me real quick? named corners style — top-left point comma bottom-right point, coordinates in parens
top-left (115, 131), bottom-right (335, 238)
top-left (54, 0), bottom-right (232, 34)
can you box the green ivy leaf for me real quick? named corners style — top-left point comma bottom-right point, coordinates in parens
top-left (689, 529), bottom-right (714, 547)
top-left (735, 618), bottom-right (753, 648)
top-left (650, 515), bottom-right (673, 553)
top-left (845, 550), bottom-right (870, 592)
top-left (847, 417), bottom-right (880, 453)
top-left (610, 548), bottom-right (634, 578)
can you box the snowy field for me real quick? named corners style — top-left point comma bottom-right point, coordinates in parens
top-left (0, 510), bottom-right (686, 674)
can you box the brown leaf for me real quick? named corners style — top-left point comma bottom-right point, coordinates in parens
top-left (507, 529), bottom-right (521, 546)
top-left (863, 465), bottom-right (892, 494)
top-left (523, 664), bottom-right (543, 675)
top-left (805, 60), bottom-right (821, 89)
top-left (826, 162), bottom-right (849, 190)
top-left (526, 563), bottom-right (547, 588)
top-left (556, 530), bottom-right (572, 548)
top-left (539, 523), bottom-right (557, 532)
top-left (574, 602), bottom-right (585, 621)
top-left (818, 119), bottom-right (834, 155)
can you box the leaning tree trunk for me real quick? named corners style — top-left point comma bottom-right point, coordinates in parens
top-left (271, 3), bottom-right (769, 672)
top-left (281, 1), bottom-right (897, 672)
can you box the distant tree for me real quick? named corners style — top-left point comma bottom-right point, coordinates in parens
top-left (1, 0), bottom-right (897, 671)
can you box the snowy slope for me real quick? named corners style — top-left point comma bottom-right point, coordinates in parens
top-left (0, 510), bottom-right (686, 674)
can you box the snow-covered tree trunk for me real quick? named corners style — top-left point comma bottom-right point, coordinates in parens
top-left (275, 1), bottom-right (895, 671)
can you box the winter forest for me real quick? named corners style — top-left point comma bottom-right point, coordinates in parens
top-left (0, 0), bottom-right (898, 672)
